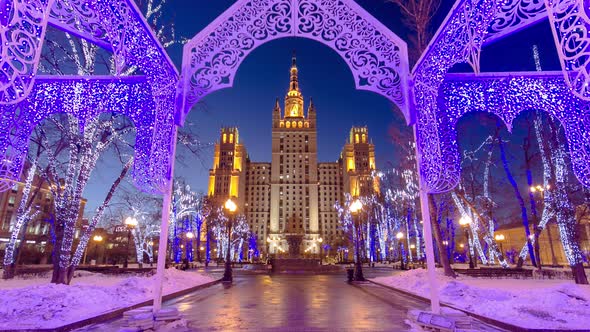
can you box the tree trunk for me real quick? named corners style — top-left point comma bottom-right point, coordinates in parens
top-left (2, 264), bottom-right (16, 279)
top-left (55, 266), bottom-right (69, 285)
top-left (51, 222), bottom-right (63, 284)
top-left (429, 195), bottom-right (455, 278)
top-left (572, 263), bottom-right (589, 285)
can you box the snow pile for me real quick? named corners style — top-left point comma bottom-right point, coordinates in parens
top-left (0, 269), bottom-right (214, 329)
top-left (373, 269), bottom-right (590, 330)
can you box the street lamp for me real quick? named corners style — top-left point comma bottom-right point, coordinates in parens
top-left (349, 199), bottom-right (365, 281)
top-left (92, 235), bottom-right (103, 265)
top-left (83, 235), bottom-right (104, 265)
top-left (223, 198), bottom-right (237, 282)
top-left (186, 231), bottom-right (194, 262)
top-left (318, 237), bottom-right (323, 265)
top-left (459, 216), bottom-right (474, 269)
top-left (148, 240), bottom-right (154, 267)
top-left (495, 234), bottom-right (505, 260)
top-left (530, 184), bottom-right (553, 268)
top-left (396, 232), bottom-right (405, 270)
top-left (124, 217), bottom-right (138, 268)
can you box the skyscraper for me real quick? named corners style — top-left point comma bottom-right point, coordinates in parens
top-left (208, 55), bottom-right (378, 256)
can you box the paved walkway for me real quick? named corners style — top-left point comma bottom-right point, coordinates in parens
top-left (78, 268), bottom-right (501, 331)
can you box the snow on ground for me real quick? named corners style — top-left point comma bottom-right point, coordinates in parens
top-left (0, 269), bottom-right (214, 329)
top-left (373, 269), bottom-right (590, 330)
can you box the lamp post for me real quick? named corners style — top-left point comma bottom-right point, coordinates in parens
top-left (318, 237), bottom-right (323, 265)
top-left (223, 198), bottom-right (237, 282)
top-left (186, 231), bottom-right (194, 262)
top-left (124, 217), bottom-right (138, 268)
top-left (459, 216), bottom-right (474, 269)
top-left (349, 199), bottom-right (364, 281)
top-left (494, 234), bottom-right (505, 260)
top-left (396, 232), bottom-right (405, 270)
top-left (83, 234), bottom-right (103, 265)
top-left (148, 240), bottom-right (154, 267)
top-left (92, 235), bottom-right (103, 265)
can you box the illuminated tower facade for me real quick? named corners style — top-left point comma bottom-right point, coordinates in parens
top-left (208, 127), bottom-right (247, 207)
top-left (268, 54), bottom-right (321, 253)
top-left (207, 55), bottom-right (379, 257)
top-left (341, 127), bottom-right (379, 197)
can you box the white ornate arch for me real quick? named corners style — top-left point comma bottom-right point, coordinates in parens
top-left (176, 0), bottom-right (410, 125)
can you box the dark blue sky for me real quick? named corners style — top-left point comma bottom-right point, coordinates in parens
top-left (85, 0), bottom-right (560, 213)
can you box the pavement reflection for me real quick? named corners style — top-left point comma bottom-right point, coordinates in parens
top-left (79, 268), bottom-right (429, 331)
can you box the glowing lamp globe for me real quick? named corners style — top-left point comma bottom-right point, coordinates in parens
top-left (459, 216), bottom-right (472, 226)
top-left (349, 199), bottom-right (363, 214)
top-left (225, 198), bottom-right (237, 213)
top-left (125, 217), bottom-right (138, 227)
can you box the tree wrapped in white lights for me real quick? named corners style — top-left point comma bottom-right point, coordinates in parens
top-left (209, 208), bottom-right (250, 262)
top-left (169, 180), bottom-right (200, 262)
top-left (2, 162), bottom-right (41, 279)
top-left (107, 190), bottom-right (162, 267)
top-left (14, 0), bottom-right (182, 285)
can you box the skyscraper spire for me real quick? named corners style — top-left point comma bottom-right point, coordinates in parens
top-left (289, 51), bottom-right (299, 93)
top-left (285, 51), bottom-right (303, 118)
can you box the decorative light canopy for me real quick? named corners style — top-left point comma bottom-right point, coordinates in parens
top-left (2, 0), bottom-right (590, 199)
top-left (412, 0), bottom-right (590, 193)
top-left (177, 0), bottom-right (411, 125)
top-left (0, 0), bottom-right (179, 195)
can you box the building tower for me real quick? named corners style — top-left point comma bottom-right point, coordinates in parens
top-left (341, 127), bottom-right (379, 197)
top-left (268, 54), bottom-right (321, 254)
top-left (208, 127), bottom-right (247, 207)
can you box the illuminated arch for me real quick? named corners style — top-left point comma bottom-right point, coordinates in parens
top-left (442, 72), bottom-right (590, 188)
top-left (177, 0), bottom-right (410, 125)
top-left (0, 0), bottom-right (178, 195)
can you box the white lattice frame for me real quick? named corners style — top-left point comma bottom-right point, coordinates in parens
top-left (177, 0), bottom-right (411, 125)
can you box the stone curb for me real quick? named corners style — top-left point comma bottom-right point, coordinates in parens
top-left (367, 280), bottom-right (590, 332)
top-left (0, 279), bottom-right (222, 332)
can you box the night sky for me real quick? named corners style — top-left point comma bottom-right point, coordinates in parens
top-left (85, 0), bottom-right (561, 215)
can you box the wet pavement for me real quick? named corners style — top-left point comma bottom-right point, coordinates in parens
top-left (79, 268), bottom-right (432, 331)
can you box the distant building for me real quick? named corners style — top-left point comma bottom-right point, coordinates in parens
top-left (0, 169), bottom-right (87, 263)
top-left (208, 55), bottom-right (379, 255)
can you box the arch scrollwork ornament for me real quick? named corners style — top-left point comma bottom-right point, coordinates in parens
top-left (0, 0), bottom-right (55, 105)
top-left (0, 0), bottom-right (179, 195)
top-left (412, 0), bottom-right (499, 193)
top-left (442, 72), bottom-right (590, 189)
top-left (546, 0), bottom-right (590, 101)
top-left (178, 0), bottom-right (410, 125)
top-left (485, 0), bottom-right (547, 44)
